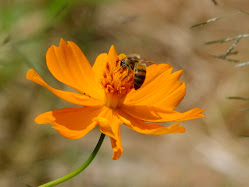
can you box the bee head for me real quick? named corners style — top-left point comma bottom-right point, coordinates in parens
top-left (120, 59), bottom-right (126, 67)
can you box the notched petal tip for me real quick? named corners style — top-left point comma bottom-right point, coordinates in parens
top-left (112, 149), bottom-right (122, 160)
top-left (46, 39), bottom-right (66, 52)
top-left (26, 69), bottom-right (45, 86)
top-left (34, 112), bottom-right (53, 125)
top-left (26, 68), bottom-right (36, 80)
top-left (46, 38), bottom-right (104, 100)
top-left (172, 69), bottom-right (184, 80)
top-left (67, 41), bottom-right (79, 48)
top-left (168, 123), bottom-right (186, 133)
top-left (110, 137), bottom-right (123, 160)
top-left (59, 38), bottom-right (67, 46)
top-left (197, 109), bottom-right (206, 118)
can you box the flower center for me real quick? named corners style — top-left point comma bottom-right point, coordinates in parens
top-left (101, 58), bottom-right (134, 109)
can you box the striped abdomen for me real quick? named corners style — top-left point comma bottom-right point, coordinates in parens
top-left (134, 64), bottom-right (146, 90)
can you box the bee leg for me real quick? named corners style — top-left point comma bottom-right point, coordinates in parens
top-left (115, 62), bottom-right (126, 73)
top-left (114, 67), bottom-right (122, 73)
top-left (122, 68), bottom-right (130, 81)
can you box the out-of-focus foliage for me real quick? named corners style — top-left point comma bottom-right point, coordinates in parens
top-left (0, 0), bottom-right (114, 186)
top-left (191, 2), bottom-right (249, 111)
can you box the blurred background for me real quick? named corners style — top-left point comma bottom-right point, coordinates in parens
top-left (0, 0), bottom-right (249, 186)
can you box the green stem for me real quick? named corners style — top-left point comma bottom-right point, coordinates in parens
top-left (39, 133), bottom-right (105, 187)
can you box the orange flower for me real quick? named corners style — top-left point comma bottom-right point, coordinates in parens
top-left (26, 39), bottom-right (204, 160)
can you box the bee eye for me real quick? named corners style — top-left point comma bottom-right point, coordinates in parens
top-left (120, 60), bottom-right (125, 67)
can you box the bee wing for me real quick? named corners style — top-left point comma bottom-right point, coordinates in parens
top-left (141, 59), bottom-right (156, 64)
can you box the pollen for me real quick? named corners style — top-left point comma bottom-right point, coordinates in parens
top-left (101, 58), bottom-right (134, 109)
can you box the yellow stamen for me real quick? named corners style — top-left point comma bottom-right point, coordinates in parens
top-left (101, 59), bottom-right (134, 109)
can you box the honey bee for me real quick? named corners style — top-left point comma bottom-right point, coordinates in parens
top-left (119, 54), bottom-right (154, 90)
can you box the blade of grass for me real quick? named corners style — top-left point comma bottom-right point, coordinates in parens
top-left (227, 96), bottom-right (249, 100)
top-left (191, 16), bottom-right (220, 28)
top-left (223, 37), bottom-right (241, 58)
top-left (205, 34), bottom-right (249, 45)
top-left (211, 51), bottom-right (239, 57)
top-left (239, 9), bottom-right (249, 16)
top-left (240, 107), bottom-right (249, 112)
top-left (235, 61), bottom-right (249, 67)
top-left (211, 0), bottom-right (218, 5)
top-left (191, 11), bottom-right (241, 29)
top-left (210, 55), bottom-right (240, 63)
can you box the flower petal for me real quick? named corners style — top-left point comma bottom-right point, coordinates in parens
top-left (125, 67), bottom-right (187, 109)
top-left (107, 45), bottom-right (119, 71)
top-left (46, 39), bottom-right (104, 100)
top-left (93, 107), bottom-right (123, 160)
top-left (118, 110), bottom-right (185, 134)
top-left (110, 137), bottom-right (122, 160)
top-left (144, 63), bottom-right (173, 85)
top-left (92, 53), bottom-right (108, 80)
top-left (121, 104), bottom-right (205, 123)
top-left (93, 107), bottom-right (114, 139)
top-left (35, 106), bottom-right (103, 139)
top-left (125, 64), bottom-right (174, 104)
top-left (92, 52), bottom-right (127, 81)
top-left (118, 53), bottom-right (126, 61)
top-left (26, 69), bottom-right (103, 106)
top-left (153, 81), bottom-right (186, 109)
